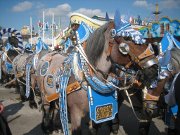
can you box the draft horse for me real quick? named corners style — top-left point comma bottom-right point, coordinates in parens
top-left (0, 28), bottom-right (22, 86)
top-left (36, 12), bottom-right (158, 135)
top-left (141, 43), bottom-right (180, 135)
top-left (12, 38), bottom-right (49, 104)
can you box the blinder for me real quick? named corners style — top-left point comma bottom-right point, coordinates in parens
top-left (118, 42), bottom-right (129, 55)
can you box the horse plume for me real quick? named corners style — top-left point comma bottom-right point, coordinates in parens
top-left (114, 10), bottom-right (121, 31)
top-left (105, 12), bottom-right (110, 21)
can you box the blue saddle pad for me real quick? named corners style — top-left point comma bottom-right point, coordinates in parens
top-left (87, 87), bottom-right (118, 124)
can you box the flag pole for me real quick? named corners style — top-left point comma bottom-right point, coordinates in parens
top-left (30, 16), bottom-right (32, 46)
top-left (52, 13), bottom-right (54, 49)
top-left (59, 16), bottom-right (61, 33)
top-left (43, 11), bottom-right (45, 42)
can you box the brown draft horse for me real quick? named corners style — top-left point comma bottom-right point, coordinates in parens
top-left (35, 17), bottom-right (159, 135)
top-left (12, 44), bottom-right (49, 105)
top-left (0, 39), bottom-right (19, 86)
top-left (140, 47), bottom-right (180, 135)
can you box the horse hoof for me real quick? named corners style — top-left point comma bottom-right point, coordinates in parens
top-left (167, 128), bottom-right (176, 135)
top-left (90, 128), bottom-right (96, 135)
top-left (29, 104), bottom-right (37, 109)
top-left (112, 130), bottom-right (118, 134)
top-left (20, 96), bottom-right (27, 102)
top-left (53, 129), bottom-right (62, 134)
top-left (41, 125), bottom-right (53, 135)
top-left (139, 128), bottom-right (148, 135)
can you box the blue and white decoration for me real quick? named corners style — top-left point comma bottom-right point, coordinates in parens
top-left (76, 21), bottom-right (92, 44)
top-left (0, 28), bottom-right (23, 50)
top-left (35, 38), bottom-right (49, 54)
top-left (77, 45), bottom-right (119, 123)
top-left (87, 87), bottom-right (118, 123)
top-left (158, 32), bottom-right (180, 79)
top-left (25, 63), bottom-right (32, 98)
top-left (56, 56), bottom-right (72, 135)
top-left (160, 32), bottom-right (180, 54)
top-left (139, 17), bottom-right (180, 38)
top-left (112, 10), bottom-right (146, 44)
top-left (63, 21), bottom-right (93, 53)
top-left (5, 61), bottom-right (13, 74)
top-left (56, 47), bottom-right (119, 134)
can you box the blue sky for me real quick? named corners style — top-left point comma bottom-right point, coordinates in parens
top-left (0, 0), bottom-right (180, 31)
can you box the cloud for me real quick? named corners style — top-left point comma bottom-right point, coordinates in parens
top-left (12, 1), bottom-right (32, 12)
top-left (35, 2), bottom-right (45, 9)
top-left (159, 0), bottom-right (180, 9)
top-left (72, 8), bottom-right (105, 17)
top-left (133, 0), bottom-right (148, 7)
top-left (133, 0), bottom-right (180, 10)
top-left (44, 3), bottom-right (71, 17)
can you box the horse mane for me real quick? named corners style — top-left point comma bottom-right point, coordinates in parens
top-left (171, 48), bottom-right (180, 73)
top-left (85, 22), bottom-right (110, 66)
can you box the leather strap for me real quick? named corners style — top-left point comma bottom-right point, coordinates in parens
top-left (66, 81), bottom-right (81, 94)
top-left (45, 81), bottom-right (81, 102)
top-left (45, 93), bottom-right (59, 102)
top-left (138, 44), bottom-right (154, 60)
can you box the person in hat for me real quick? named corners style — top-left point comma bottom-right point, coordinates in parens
top-left (55, 20), bottom-right (80, 51)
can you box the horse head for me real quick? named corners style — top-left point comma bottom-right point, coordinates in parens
top-left (85, 10), bottom-right (158, 89)
top-left (142, 46), bottom-right (180, 117)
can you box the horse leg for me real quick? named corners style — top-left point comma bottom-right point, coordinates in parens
top-left (41, 103), bottom-right (52, 134)
top-left (18, 79), bottom-right (27, 102)
top-left (138, 109), bottom-right (152, 135)
top-left (14, 80), bottom-right (20, 94)
top-left (111, 91), bottom-right (124, 134)
top-left (128, 89), bottom-right (152, 135)
top-left (28, 88), bottom-right (38, 109)
top-left (29, 75), bottom-right (37, 109)
top-left (175, 74), bottom-right (180, 134)
top-left (68, 90), bottom-right (90, 135)
top-left (70, 105), bottom-right (84, 135)
top-left (51, 100), bottom-right (62, 133)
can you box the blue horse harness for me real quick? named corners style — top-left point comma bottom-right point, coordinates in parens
top-left (158, 33), bottom-right (180, 128)
top-left (160, 32), bottom-right (180, 54)
top-left (35, 38), bottom-right (49, 54)
top-left (1, 43), bottom-right (14, 74)
top-left (56, 47), bottom-right (119, 135)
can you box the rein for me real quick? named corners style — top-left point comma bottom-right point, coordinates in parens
top-left (76, 45), bottom-right (134, 91)
top-left (126, 44), bottom-right (157, 69)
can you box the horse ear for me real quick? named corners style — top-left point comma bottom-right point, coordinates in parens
top-left (114, 10), bottom-right (121, 30)
top-left (105, 12), bottom-right (110, 21)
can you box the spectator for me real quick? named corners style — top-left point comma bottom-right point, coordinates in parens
top-left (0, 102), bottom-right (12, 135)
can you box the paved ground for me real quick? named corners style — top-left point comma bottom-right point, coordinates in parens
top-left (0, 86), bottom-right (168, 135)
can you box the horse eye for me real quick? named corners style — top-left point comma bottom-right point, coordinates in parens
top-left (111, 29), bottom-right (116, 37)
top-left (119, 43), bottom-right (130, 55)
top-left (123, 37), bottom-right (131, 41)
